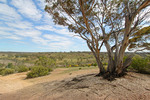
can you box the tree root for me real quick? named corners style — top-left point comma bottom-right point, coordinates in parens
top-left (99, 71), bottom-right (127, 81)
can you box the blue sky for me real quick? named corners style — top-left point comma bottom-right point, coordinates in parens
top-left (0, 0), bottom-right (95, 52)
top-left (0, 0), bottom-right (149, 52)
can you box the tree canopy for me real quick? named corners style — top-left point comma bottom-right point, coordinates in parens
top-left (45, 0), bottom-right (150, 79)
top-left (129, 26), bottom-right (150, 51)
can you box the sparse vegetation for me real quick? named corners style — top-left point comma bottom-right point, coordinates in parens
top-left (0, 63), bottom-right (5, 68)
top-left (27, 66), bottom-right (50, 78)
top-left (35, 56), bottom-right (56, 68)
top-left (0, 52), bottom-right (150, 78)
top-left (0, 68), bottom-right (5, 75)
top-left (17, 65), bottom-right (29, 73)
top-left (0, 52), bottom-right (104, 69)
top-left (6, 63), bottom-right (14, 69)
top-left (0, 68), bottom-right (15, 76)
top-left (130, 55), bottom-right (150, 74)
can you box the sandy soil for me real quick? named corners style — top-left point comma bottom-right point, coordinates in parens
top-left (0, 68), bottom-right (150, 100)
top-left (0, 68), bottom-right (98, 93)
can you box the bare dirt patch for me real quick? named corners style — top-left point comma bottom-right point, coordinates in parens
top-left (0, 67), bottom-right (98, 94)
top-left (0, 71), bottom-right (150, 100)
top-left (0, 72), bottom-right (32, 93)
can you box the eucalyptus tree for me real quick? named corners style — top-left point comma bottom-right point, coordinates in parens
top-left (128, 26), bottom-right (150, 51)
top-left (45, 0), bottom-right (150, 78)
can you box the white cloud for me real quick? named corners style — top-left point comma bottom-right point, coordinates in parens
top-left (48, 41), bottom-right (72, 49)
top-left (36, 25), bottom-right (74, 37)
top-left (0, 25), bottom-right (22, 40)
top-left (37, 0), bottom-right (46, 9)
top-left (32, 37), bottom-right (49, 45)
top-left (11, 0), bottom-right (42, 21)
top-left (14, 29), bottom-right (41, 37)
top-left (14, 41), bottom-right (26, 44)
top-left (35, 25), bottom-right (55, 31)
top-left (35, 24), bottom-right (83, 43)
top-left (6, 21), bottom-right (33, 29)
top-left (54, 28), bottom-right (74, 36)
top-left (0, 31), bottom-right (11, 35)
top-left (43, 34), bottom-right (72, 49)
top-left (0, 3), bottom-right (21, 21)
top-left (42, 12), bottom-right (54, 24)
top-left (43, 34), bottom-right (69, 42)
top-left (0, 0), bottom-right (7, 3)
top-left (54, 24), bottom-right (66, 29)
top-left (0, 0), bottom-right (87, 52)
top-left (141, 24), bottom-right (150, 28)
top-left (5, 35), bottom-right (22, 40)
top-left (133, 6), bottom-right (150, 28)
top-left (0, 26), bottom-right (17, 31)
top-left (31, 34), bottom-right (73, 50)
top-left (0, 22), bottom-right (3, 25)
top-left (0, 31), bottom-right (22, 40)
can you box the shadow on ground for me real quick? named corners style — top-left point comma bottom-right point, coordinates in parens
top-left (1, 72), bottom-right (150, 100)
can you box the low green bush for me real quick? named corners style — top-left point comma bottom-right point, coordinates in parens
top-left (48, 67), bottom-right (53, 72)
top-left (91, 63), bottom-right (97, 66)
top-left (0, 68), bottom-right (15, 76)
top-left (35, 56), bottom-right (56, 67)
top-left (0, 68), bottom-right (5, 75)
top-left (27, 66), bottom-right (49, 78)
top-left (17, 65), bottom-right (29, 73)
top-left (6, 63), bottom-right (14, 68)
top-left (5, 63), bottom-right (18, 71)
top-left (130, 55), bottom-right (150, 73)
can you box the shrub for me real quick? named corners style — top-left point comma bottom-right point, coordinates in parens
top-left (0, 68), bottom-right (5, 75)
top-left (5, 63), bottom-right (18, 71)
top-left (0, 68), bottom-right (15, 76)
top-left (27, 66), bottom-right (49, 78)
top-left (130, 55), bottom-right (150, 73)
top-left (6, 63), bottom-right (14, 68)
top-left (17, 65), bottom-right (29, 73)
top-left (48, 67), bottom-right (53, 72)
top-left (0, 63), bottom-right (5, 68)
top-left (87, 64), bottom-right (92, 67)
top-left (92, 63), bottom-right (97, 66)
top-left (35, 56), bottom-right (56, 67)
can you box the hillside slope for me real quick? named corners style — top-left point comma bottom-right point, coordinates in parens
top-left (0, 72), bottom-right (150, 100)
